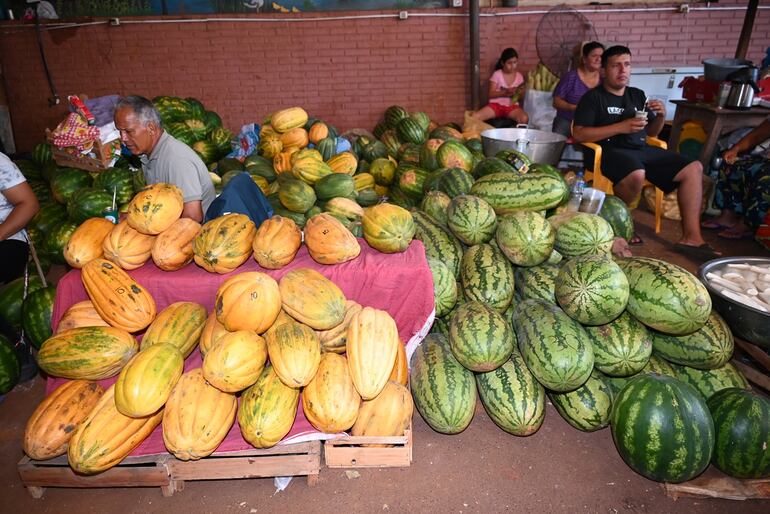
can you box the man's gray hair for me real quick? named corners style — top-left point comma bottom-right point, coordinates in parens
top-left (116, 95), bottom-right (162, 128)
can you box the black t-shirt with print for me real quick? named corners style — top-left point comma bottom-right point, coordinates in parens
top-left (574, 86), bottom-right (650, 149)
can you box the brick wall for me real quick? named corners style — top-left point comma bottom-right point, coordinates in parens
top-left (1, 1), bottom-right (768, 152)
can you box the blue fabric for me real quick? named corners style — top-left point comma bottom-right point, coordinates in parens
top-left (204, 172), bottom-right (273, 226)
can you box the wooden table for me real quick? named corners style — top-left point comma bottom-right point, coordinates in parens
top-left (668, 100), bottom-right (770, 169)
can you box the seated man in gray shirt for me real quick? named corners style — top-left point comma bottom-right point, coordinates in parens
top-left (114, 95), bottom-right (215, 222)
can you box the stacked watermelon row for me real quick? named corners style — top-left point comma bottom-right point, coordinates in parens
top-left (408, 146), bottom-right (768, 483)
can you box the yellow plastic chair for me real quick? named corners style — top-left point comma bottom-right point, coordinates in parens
top-left (575, 135), bottom-right (665, 235)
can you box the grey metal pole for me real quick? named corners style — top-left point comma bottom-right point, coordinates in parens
top-left (470, 0), bottom-right (481, 110)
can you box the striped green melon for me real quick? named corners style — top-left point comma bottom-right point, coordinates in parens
top-left (514, 263), bottom-right (558, 304)
top-left (672, 361), bottom-right (749, 401)
top-left (512, 299), bottom-right (594, 392)
top-left (412, 211), bottom-right (464, 279)
top-left (21, 285), bottom-right (56, 349)
top-left (650, 311), bottom-right (733, 369)
top-left (448, 301), bottom-right (515, 372)
top-left (584, 311), bottom-right (653, 377)
top-left (553, 213), bottom-right (614, 258)
top-left (618, 257), bottom-right (711, 336)
top-left (599, 194), bottom-right (634, 241)
top-left (707, 388), bottom-right (770, 479)
top-left (419, 139), bottom-right (442, 171)
top-left (428, 258), bottom-right (458, 318)
top-left (396, 164), bottom-right (430, 201)
top-left (446, 195), bottom-right (497, 245)
top-left (0, 275), bottom-right (44, 333)
top-left (396, 117), bottom-right (427, 145)
top-left (643, 353), bottom-right (678, 377)
top-left (472, 157), bottom-right (515, 179)
top-left (549, 370), bottom-right (614, 432)
top-left (437, 167), bottom-right (475, 198)
top-left (0, 334), bottom-right (20, 394)
top-left (610, 374), bottom-right (714, 483)
top-left (436, 140), bottom-right (474, 172)
top-left (384, 105), bottom-right (409, 129)
top-left (495, 211), bottom-right (554, 267)
top-left (410, 334), bottom-right (476, 434)
top-left (420, 191), bottom-right (452, 227)
top-left (470, 172), bottom-right (567, 214)
top-left (430, 316), bottom-right (450, 337)
top-left (460, 244), bottom-right (515, 313)
top-left (50, 168), bottom-right (93, 205)
top-left (555, 255), bottom-right (629, 326)
top-left (476, 350), bottom-right (545, 436)
top-left (279, 179), bottom-right (316, 213)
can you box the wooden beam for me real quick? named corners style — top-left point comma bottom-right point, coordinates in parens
top-left (735, 0), bottom-right (760, 60)
top-left (734, 338), bottom-right (770, 373)
top-left (732, 360), bottom-right (770, 393)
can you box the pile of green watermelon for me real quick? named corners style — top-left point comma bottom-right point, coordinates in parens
top-left (405, 139), bottom-right (769, 483)
top-left (153, 96), bottom-right (233, 166)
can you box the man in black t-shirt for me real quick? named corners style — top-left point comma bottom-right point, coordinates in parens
top-left (573, 45), bottom-right (719, 260)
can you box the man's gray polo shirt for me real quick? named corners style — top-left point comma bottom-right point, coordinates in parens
top-left (140, 131), bottom-right (216, 214)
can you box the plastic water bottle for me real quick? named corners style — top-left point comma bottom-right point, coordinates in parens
top-left (567, 171), bottom-right (585, 212)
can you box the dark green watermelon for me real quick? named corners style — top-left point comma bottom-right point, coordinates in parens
top-left (44, 220), bottom-right (79, 263)
top-left (93, 167), bottom-right (136, 205)
top-left (29, 202), bottom-right (67, 236)
top-left (0, 275), bottom-right (44, 333)
top-left (21, 285), bottom-right (55, 349)
top-left (50, 168), bottom-right (93, 204)
top-left (14, 159), bottom-right (42, 182)
top-left (28, 181), bottom-right (52, 204)
top-left (0, 334), bottom-right (20, 394)
top-left (599, 195), bottom-right (634, 241)
top-left (67, 188), bottom-right (113, 224)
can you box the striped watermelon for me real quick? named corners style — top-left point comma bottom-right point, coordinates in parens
top-left (45, 220), bottom-right (79, 264)
top-left (396, 164), bottom-right (430, 201)
top-left (412, 211), bottom-right (464, 278)
top-left (420, 191), bottom-right (452, 227)
top-left (29, 202), bottom-right (67, 236)
top-left (495, 211), bottom-right (554, 267)
top-left (599, 194), bottom-right (634, 241)
top-left (476, 350), bottom-right (545, 436)
top-left (384, 105), bottom-right (409, 128)
top-left (94, 167), bottom-right (137, 205)
top-left (436, 140), bottom-right (474, 172)
top-left (611, 373), bottom-right (714, 483)
top-left (549, 370), bottom-right (614, 432)
top-left (67, 188), bottom-right (113, 224)
top-left (0, 275), bottom-right (44, 333)
top-left (446, 195), bottom-right (497, 245)
top-left (460, 244), bottom-right (515, 313)
top-left (32, 142), bottom-right (53, 167)
top-left (672, 361), bottom-right (749, 401)
top-left (553, 213), bottom-right (615, 258)
top-left (437, 167), bottom-right (475, 198)
top-left (707, 388), bottom-right (770, 479)
top-left (555, 255), bottom-right (629, 325)
top-left (431, 316), bottom-right (450, 337)
top-left (472, 157), bottom-right (515, 179)
top-left (496, 150), bottom-right (531, 174)
top-left (50, 168), bottom-right (94, 205)
top-left (547, 249), bottom-right (563, 265)
top-left (427, 258), bottom-right (458, 318)
top-left (512, 299), bottom-right (594, 392)
top-left (618, 257), bottom-right (711, 336)
top-left (584, 311), bottom-right (653, 377)
top-left (470, 172), bottom-right (567, 214)
top-left (396, 117), bottom-right (427, 145)
top-left (410, 334), bottom-right (477, 434)
top-left (21, 286), bottom-right (56, 349)
top-left (448, 301), bottom-right (515, 372)
top-left (650, 311), bottom-right (733, 369)
top-left (419, 139), bottom-right (443, 171)
top-left (514, 263), bottom-right (558, 304)
top-left (0, 334), bottom-right (20, 394)
top-left (643, 353), bottom-right (678, 377)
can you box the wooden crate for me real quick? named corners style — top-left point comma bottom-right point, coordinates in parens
top-left (323, 424), bottom-right (412, 468)
top-left (18, 440), bottom-right (321, 498)
top-left (46, 130), bottom-right (120, 173)
top-left (664, 473), bottom-right (770, 501)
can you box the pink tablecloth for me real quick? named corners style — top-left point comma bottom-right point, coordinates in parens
top-left (49, 239), bottom-right (435, 455)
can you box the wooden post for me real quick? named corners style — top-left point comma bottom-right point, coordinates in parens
top-left (735, 0), bottom-right (760, 60)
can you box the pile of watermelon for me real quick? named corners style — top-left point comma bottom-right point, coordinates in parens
top-left (406, 140), bottom-right (769, 483)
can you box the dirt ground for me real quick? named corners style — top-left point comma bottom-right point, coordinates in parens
top-left (1, 208), bottom-right (769, 513)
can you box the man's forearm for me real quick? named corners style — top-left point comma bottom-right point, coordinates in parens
top-left (735, 119), bottom-right (770, 154)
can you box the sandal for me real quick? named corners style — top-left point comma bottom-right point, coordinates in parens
top-left (673, 243), bottom-right (722, 262)
top-left (628, 235), bottom-right (643, 246)
top-left (717, 228), bottom-right (754, 240)
top-left (701, 219), bottom-right (734, 230)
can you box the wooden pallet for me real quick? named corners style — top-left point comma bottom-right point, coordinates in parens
top-left (18, 440), bottom-right (321, 498)
top-left (323, 424), bottom-right (412, 468)
top-left (664, 473), bottom-right (770, 501)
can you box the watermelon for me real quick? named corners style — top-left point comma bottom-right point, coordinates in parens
top-left (384, 105), bottom-right (409, 129)
top-left (552, 212), bottom-right (615, 258)
top-left (396, 117), bottom-right (427, 145)
top-left (584, 311), bottom-right (653, 377)
top-left (419, 139), bottom-right (443, 171)
top-left (599, 195), bottom-right (634, 241)
top-left (409, 111), bottom-right (431, 132)
top-left (495, 210), bottom-right (554, 267)
top-left (14, 159), bottom-right (42, 182)
top-left (209, 127), bottom-right (234, 151)
top-left (549, 370), bottom-right (614, 432)
top-left (643, 353), bottom-right (678, 377)
top-left (610, 373), bottom-right (714, 483)
top-left (555, 255), bottom-right (629, 326)
top-left (470, 172), bottom-right (567, 214)
top-left (93, 167), bottom-right (136, 205)
top-left (362, 140), bottom-right (389, 162)
top-left (495, 149), bottom-right (531, 174)
top-left (67, 188), bottom-right (113, 224)
top-left (446, 195), bottom-right (497, 246)
top-left (430, 316), bottom-right (450, 337)
top-left (449, 301), bottom-right (515, 372)
top-left (0, 275), bottom-right (44, 334)
top-left (412, 211), bottom-right (464, 279)
top-left (672, 361), bottom-right (749, 401)
top-left (420, 192), bottom-right (452, 227)
top-left (385, 185), bottom-right (416, 209)
top-left (32, 142), bottom-right (53, 167)
top-left (396, 165), bottom-right (430, 201)
top-left (369, 158), bottom-right (396, 186)
top-left (203, 110), bottom-right (223, 133)
top-left (410, 334), bottom-right (477, 434)
top-left (476, 350), bottom-right (545, 436)
top-left (21, 286), bottom-right (56, 349)
top-left (437, 167), bottom-right (475, 198)
top-left (29, 202), bottom-right (67, 236)
top-left (0, 334), bottom-right (20, 394)
top-left (650, 311), bottom-right (733, 369)
top-left (192, 141), bottom-right (219, 164)
top-left (50, 168), bottom-right (93, 205)
top-left (436, 140), bottom-right (474, 172)
top-left (427, 259), bottom-right (457, 318)
top-left (472, 157), bottom-right (515, 179)
top-left (44, 220), bottom-right (79, 263)
top-left (430, 125), bottom-right (464, 143)
top-left (185, 97), bottom-right (206, 120)
top-left (514, 262), bottom-right (558, 304)
top-left (512, 299), bottom-right (594, 392)
top-left (28, 181), bottom-right (51, 204)
top-left (618, 257), bottom-right (711, 336)
top-left (707, 388), bottom-right (770, 479)
top-left (397, 143), bottom-right (421, 165)
top-left (460, 244), bottom-right (515, 313)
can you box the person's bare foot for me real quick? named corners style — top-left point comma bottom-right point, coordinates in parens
top-left (611, 237), bottom-right (632, 258)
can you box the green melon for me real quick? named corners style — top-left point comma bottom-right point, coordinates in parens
top-left (446, 195), bottom-right (497, 246)
top-left (369, 158), bottom-right (396, 186)
top-left (93, 167), bottom-right (137, 205)
top-left (420, 192), bottom-right (452, 227)
top-left (0, 334), bottom-right (20, 395)
top-left (472, 157), bottom-right (515, 179)
top-left (449, 301), bottom-right (515, 372)
top-left (50, 168), bottom-right (93, 205)
top-left (599, 194), bottom-right (634, 241)
top-left (21, 285), bottom-right (55, 349)
top-left (495, 210), bottom-right (554, 267)
top-left (555, 255), bottom-right (629, 325)
top-left (584, 311), bottom-right (653, 377)
top-left (428, 258), bottom-right (458, 318)
top-left (650, 311), bottom-right (733, 369)
top-left (437, 167), bottom-right (475, 199)
top-left (412, 211), bottom-right (464, 279)
top-left (470, 172), bottom-right (567, 214)
top-left (553, 212), bottom-right (615, 258)
top-left (672, 361), bottom-right (749, 401)
top-left (0, 275), bottom-right (44, 334)
top-left (67, 188), bottom-right (113, 224)
top-left (279, 179), bottom-right (316, 213)
top-left (45, 220), bottom-right (79, 264)
top-left (460, 244), bottom-right (515, 313)
top-left (514, 263), bottom-right (558, 304)
top-left (550, 370), bottom-right (614, 432)
top-left (436, 140), bottom-right (474, 172)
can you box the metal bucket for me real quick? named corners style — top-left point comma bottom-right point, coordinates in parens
top-left (481, 127), bottom-right (567, 166)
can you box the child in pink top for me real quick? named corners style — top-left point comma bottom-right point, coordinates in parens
top-left (472, 48), bottom-right (529, 124)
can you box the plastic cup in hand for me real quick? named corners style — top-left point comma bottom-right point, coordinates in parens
top-left (635, 110), bottom-right (648, 121)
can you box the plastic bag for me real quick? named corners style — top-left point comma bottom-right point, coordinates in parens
top-left (462, 111), bottom-right (495, 140)
top-left (522, 90), bottom-right (557, 132)
top-left (227, 123), bottom-right (261, 161)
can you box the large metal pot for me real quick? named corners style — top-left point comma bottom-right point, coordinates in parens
top-left (481, 127), bottom-right (567, 166)
top-left (699, 256), bottom-right (770, 349)
top-left (702, 58), bottom-right (752, 82)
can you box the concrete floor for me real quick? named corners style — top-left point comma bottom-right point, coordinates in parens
top-left (1, 208), bottom-right (769, 513)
